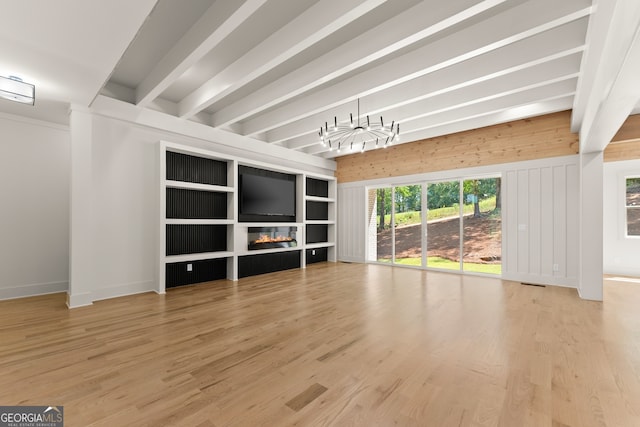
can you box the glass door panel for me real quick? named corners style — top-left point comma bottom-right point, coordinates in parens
top-left (462, 178), bottom-right (502, 274)
top-left (375, 188), bottom-right (392, 263)
top-left (426, 181), bottom-right (460, 271)
top-left (626, 177), bottom-right (640, 236)
top-left (394, 185), bottom-right (422, 266)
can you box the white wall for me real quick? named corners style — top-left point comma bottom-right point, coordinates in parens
top-left (337, 155), bottom-right (580, 288)
top-left (603, 158), bottom-right (640, 276)
top-left (67, 112), bottom-right (336, 306)
top-left (337, 186), bottom-right (366, 262)
top-left (0, 114), bottom-right (70, 299)
top-left (88, 115), bottom-right (160, 300)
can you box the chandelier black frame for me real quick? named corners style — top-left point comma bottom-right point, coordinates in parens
top-left (319, 98), bottom-right (399, 153)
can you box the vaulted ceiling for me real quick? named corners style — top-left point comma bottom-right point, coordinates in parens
top-left (2, 0), bottom-right (640, 160)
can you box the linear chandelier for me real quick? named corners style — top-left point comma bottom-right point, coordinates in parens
top-left (0, 75), bottom-right (35, 105)
top-left (319, 98), bottom-right (399, 153)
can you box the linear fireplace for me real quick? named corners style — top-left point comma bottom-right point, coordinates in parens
top-left (248, 226), bottom-right (297, 250)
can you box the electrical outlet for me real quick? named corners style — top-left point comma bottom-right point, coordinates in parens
top-left (187, 263), bottom-right (193, 272)
top-left (552, 263), bottom-right (559, 272)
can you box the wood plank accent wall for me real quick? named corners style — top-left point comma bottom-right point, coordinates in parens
top-left (336, 111), bottom-right (578, 183)
top-left (604, 140), bottom-right (640, 162)
top-left (604, 114), bottom-right (640, 162)
top-left (611, 114), bottom-right (640, 143)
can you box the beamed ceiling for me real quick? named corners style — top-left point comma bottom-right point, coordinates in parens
top-left (2, 0), bottom-right (640, 160)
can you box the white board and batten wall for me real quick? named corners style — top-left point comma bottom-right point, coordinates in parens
top-left (338, 155), bottom-right (581, 288)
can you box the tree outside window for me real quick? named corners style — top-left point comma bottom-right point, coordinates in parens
top-left (626, 177), bottom-right (640, 236)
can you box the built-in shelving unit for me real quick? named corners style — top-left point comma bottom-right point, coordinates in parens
top-left (159, 141), bottom-right (336, 292)
top-left (304, 176), bottom-right (336, 265)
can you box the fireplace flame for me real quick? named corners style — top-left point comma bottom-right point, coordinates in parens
top-left (253, 234), bottom-right (293, 244)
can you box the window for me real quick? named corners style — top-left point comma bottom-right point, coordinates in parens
top-left (367, 176), bottom-right (502, 275)
top-left (626, 177), bottom-right (640, 236)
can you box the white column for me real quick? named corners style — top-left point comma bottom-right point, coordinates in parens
top-left (67, 108), bottom-right (94, 308)
top-left (578, 151), bottom-right (604, 301)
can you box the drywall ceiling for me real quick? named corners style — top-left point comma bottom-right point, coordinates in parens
top-left (0, 0), bottom-right (156, 124)
top-left (3, 0), bottom-right (639, 158)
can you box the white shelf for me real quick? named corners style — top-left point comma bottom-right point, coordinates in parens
top-left (238, 222), bottom-right (303, 228)
top-left (166, 180), bottom-right (234, 193)
top-left (305, 220), bottom-right (335, 225)
top-left (165, 251), bottom-right (234, 263)
top-left (237, 246), bottom-right (302, 256)
top-left (166, 219), bottom-right (234, 225)
top-left (305, 195), bottom-right (335, 202)
top-left (306, 242), bottom-right (335, 249)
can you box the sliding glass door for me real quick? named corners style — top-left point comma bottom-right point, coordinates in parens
top-left (426, 181), bottom-right (461, 270)
top-left (394, 185), bottom-right (422, 266)
top-left (373, 187), bottom-right (392, 263)
top-left (368, 175), bottom-right (501, 275)
top-left (462, 178), bottom-right (502, 274)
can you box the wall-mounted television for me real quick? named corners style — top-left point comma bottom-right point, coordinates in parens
top-left (239, 166), bottom-right (296, 222)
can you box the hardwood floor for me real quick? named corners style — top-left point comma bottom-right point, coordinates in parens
top-left (1, 263), bottom-right (639, 426)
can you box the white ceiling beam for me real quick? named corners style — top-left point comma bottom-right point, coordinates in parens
top-left (274, 38), bottom-right (584, 147)
top-left (570, 0), bottom-right (619, 131)
top-left (574, 0), bottom-right (640, 151)
top-left (91, 95), bottom-right (335, 171)
top-left (135, 0), bottom-right (267, 107)
top-left (177, 0), bottom-right (387, 119)
top-left (374, 80), bottom-right (577, 137)
top-left (210, 0), bottom-right (509, 128)
top-left (241, 0), bottom-right (591, 137)
top-left (580, 20), bottom-right (640, 152)
top-left (317, 97), bottom-right (575, 158)
top-left (285, 62), bottom-right (579, 151)
top-left (304, 82), bottom-right (575, 155)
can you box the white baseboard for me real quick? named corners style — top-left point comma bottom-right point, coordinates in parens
top-left (337, 256), bottom-right (365, 263)
top-left (577, 286), bottom-right (604, 301)
top-left (0, 281), bottom-right (68, 301)
top-left (67, 291), bottom-right (93, 308)
top-left (2, 280), bottom-right (157, 308)
top-left (603, 268), bottom-right (640, 278)
top-left (66, 280), bottom-right (157, 308)
top-left (501, 273), bottom-right (578, 289)
top-left (90, 280), bottom-right (156, 302)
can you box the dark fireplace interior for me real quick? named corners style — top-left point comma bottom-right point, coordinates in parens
top-left (248, 226), bottom-right (297, 250)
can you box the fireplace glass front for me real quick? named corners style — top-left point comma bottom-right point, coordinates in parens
top-left (248, 226), bottom-right (297, 250)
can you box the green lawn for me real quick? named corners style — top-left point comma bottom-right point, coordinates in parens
top-left (380, 196), bottom-right (498, 226)
top-left (380, 256), bottom-right (501, 275)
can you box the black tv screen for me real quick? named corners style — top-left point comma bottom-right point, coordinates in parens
top-left (240, 173), bottom-right (296, 217)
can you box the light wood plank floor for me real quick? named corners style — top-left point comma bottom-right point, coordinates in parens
top-left (1, 263), bottom-right (639, 426)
